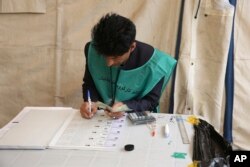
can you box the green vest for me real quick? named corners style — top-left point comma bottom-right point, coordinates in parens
top-left (88, 43), bottom-right (177, 110)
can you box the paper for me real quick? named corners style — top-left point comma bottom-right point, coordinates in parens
top-left (96, 101), bottom-right (132, 112)
top-left (49, 110), bottom-right (126, 150)
top-left (0, 107), bottom-right (126, 150)
top-left (0, 107), bottom-right (75, 149)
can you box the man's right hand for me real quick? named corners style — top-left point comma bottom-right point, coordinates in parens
top-left (80, 102), bottom-right (97, 119)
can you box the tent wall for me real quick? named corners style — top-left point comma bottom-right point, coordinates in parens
top-left (0, 0), bottom-right (179, 126)
top-left (0, 0), bottom-right (249, 150)
top-left (233, 0), bottom-right (250, 149)
top-left (174, 0), bottom-right (234, 134)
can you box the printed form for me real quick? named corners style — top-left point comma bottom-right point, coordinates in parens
top-left (49, 111), bottom-right (126, 150)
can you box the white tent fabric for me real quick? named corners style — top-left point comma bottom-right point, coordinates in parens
top-left (174, 0), bottom-right (234, 134)
top-left (0, 0), bottom-right (46, 13)
top-left (0, 0), bottom-right (249, 150)
top-left (233, 0), bottom-right (250, 149)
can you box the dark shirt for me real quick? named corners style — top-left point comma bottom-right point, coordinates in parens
top-left (82, 41), bottom-right (164, 112)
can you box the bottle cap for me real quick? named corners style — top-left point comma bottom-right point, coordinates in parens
top-left (124, 144), bottom-right (134, 151)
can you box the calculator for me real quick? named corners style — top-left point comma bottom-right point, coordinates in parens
top-left (127, 111), bottom-right (156, 125)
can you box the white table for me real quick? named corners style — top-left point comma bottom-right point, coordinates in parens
top-left (0, 107), bottom-right (194, 167)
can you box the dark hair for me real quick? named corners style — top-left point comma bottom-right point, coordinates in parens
top-left (91, 13), bottom-right (136, 57)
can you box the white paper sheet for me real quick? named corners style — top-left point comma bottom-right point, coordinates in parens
top-left (0, 107), bottom-right (75, 149)
top-left (49, 110), bottom-right (126, 150)
top-left (0, 107), bottom-right (126, 150)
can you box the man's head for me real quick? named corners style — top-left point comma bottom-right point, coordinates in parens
top-left (91, 13), bottom-right (136, 66)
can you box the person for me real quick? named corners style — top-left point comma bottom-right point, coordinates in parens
top-left (80, 13), bottom-right (176, 119)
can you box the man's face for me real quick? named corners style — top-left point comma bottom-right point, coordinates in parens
top-left (104, 42), bottom-right (136, 67)
top-left (105, 52), bottom-right (130, 67)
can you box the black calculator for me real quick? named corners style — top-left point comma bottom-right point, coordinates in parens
top-left (127, 111), bottom-right (156, 125)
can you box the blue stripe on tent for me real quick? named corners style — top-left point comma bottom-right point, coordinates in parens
top-left (224, 0), bottom-right (237, 143)
top-left (169, 0), bottom-right (185, 113)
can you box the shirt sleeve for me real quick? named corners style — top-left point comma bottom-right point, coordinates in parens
top-left (122, 77), bottom-right (164, 112)
top-left (82, 42), bottom-right (102, 102)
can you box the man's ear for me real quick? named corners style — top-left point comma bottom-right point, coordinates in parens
top-left (130, 41), bottom-right (136, 52)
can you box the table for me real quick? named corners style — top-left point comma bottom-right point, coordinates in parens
top-left (0, 107), bottom-right (194, 167)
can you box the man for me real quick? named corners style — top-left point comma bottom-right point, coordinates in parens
top-left (80, 13), bottom-right (176, 119)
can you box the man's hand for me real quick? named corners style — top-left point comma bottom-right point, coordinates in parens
top-left (80, 102), bottom-right (97, 119)
top-left (105, 102), bottom-right (125, 119)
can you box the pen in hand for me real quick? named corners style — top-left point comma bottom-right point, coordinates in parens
top-left (87, 90), bottom-right (92, 113)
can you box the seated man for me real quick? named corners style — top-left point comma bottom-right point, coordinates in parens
top-left (80, 13), bottom-right (176, 119)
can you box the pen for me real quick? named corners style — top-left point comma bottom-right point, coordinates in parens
top-left (87, 90), bottom-right (92, 113)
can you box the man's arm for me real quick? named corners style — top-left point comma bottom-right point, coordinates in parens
top-left (122, 77), bottom-right (164, 112)
top-left (82, 42), bottom-right (102, 102)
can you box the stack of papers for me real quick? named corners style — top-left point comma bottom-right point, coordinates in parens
top-left (96, 101), bottom-right (132, 112)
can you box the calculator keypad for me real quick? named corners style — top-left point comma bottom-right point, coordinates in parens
top-left (128, 111), bottom-right (156, 125)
